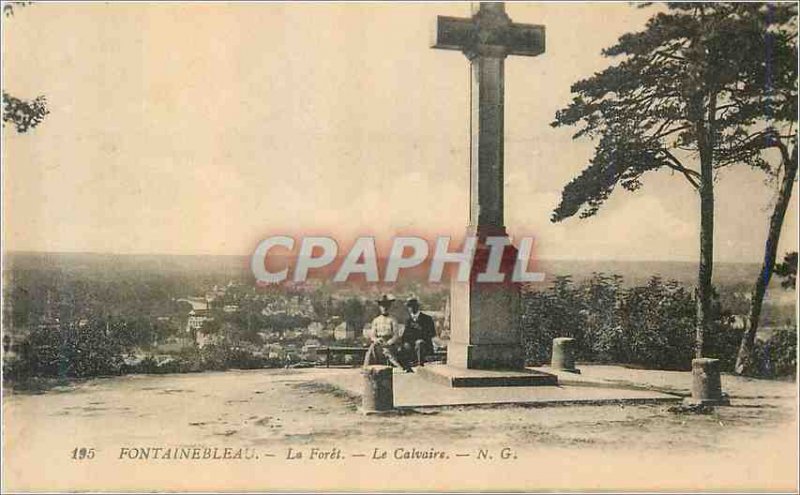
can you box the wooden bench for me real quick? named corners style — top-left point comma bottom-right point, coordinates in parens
top-left (319, 346), bottom-right (369, 367)
top-left (319, 346), bottom-right (447, 367)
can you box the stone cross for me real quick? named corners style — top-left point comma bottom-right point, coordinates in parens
top-left (432, 2), bottom-right (544, 234)
top-left (429, 2), bottom-right (545, 372)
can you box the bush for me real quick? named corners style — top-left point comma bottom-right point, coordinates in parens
top-left (521, 274), bottom-right (739, 371)
top-left (616, 278), bottom-right (695, 370)
top-left (10, 321), bottom-right (130, 379)
top-left (769, 327), bottom-right (798, 376)
top-left (125, 354), bottom-right (202, 375)
top-left (200, 342), bottom-right (272, 370)
top-left (4, 322), bottom-right (286, 382)
top-left (125, 343), bottom-right (281, 374)
top-left (521, 275), bottom-right (588, 365)
top-left (751, 327), bottom-right (797, 378)
top-left (704, 318), bottom-right (744, 372)
top-left (581, 274), bottom-right (624, 362)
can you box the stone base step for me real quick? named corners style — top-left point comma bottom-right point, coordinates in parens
top-left (416, 364), bottom-right (558, 388)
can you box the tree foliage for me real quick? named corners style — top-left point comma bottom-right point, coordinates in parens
top-left (3, 2), bottom-right (50, 133)
top-left (2, 91), bottom-right (50, 134)
top-left (774, 251), bottom-right (798, 289)
top-left (3, 1), bottom-right (32, 18)
top-left (10, 321), bottom-right (131, 378)
top-left (551, 3), bottom-right (797, 221)
top-left (752, 325), bottom-right (797, 377)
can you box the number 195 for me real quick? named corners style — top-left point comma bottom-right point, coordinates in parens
top-left (71, 447), bottom-right (95, 460)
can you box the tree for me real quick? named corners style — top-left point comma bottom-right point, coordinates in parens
top-left (734, 131), bottom-right (797, 374)
top-left (774, 251), bottom-right (798, 289)
top-left (13, 320), bottom-right (130, 378)
top-left (2, 92), bottom-right (49, 133)
top-left (2, 2), bottom-right (49, 133)
top-left (551, 3), bottom-right (797, 359)
top-left (736, 190), bottom-right (798, 378)
top-left (341, 298), bottom-right (365, 330)
top-left (3, 1), bottom-right (32, 17)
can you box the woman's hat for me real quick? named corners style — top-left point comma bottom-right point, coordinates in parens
top-left (375, 294), bottom-right (396, 305)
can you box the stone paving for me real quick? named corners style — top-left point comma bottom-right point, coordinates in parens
top-left (322, 364), bottom-right (684, 408)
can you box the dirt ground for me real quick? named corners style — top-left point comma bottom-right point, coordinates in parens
top-left (2, 367), bottom-right (797, 492)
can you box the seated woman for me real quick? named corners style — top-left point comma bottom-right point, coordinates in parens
top-left (363, 294), bottom-right (413, 373)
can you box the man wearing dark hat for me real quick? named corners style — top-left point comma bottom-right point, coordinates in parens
top-left (363, 294), bottom-right (413, 372)
top-left (400, 295), bottom-right (437, 367)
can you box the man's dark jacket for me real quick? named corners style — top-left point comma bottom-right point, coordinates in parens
top-left (402, 312), bottom-right (436, 345)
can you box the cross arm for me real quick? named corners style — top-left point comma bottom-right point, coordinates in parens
top-left (431, 15), bottom-right (545, 57)
top-left (505, 22), bottom-right (545, 57)
top-left (431, 15), bottom-right (474, 51)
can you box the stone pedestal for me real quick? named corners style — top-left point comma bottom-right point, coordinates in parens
top-left (361, 365), bottom-right (393, 414)
top-left (685, 358), bottom-right (729, 406)
top-left (447, 228), bottom-right (524, 370)
top-left (426, 228), bottom-right (558, 387)
top-left (420, 228), bottom-right (557, 388)
top-left (551, 337), bottom-right (580, 373)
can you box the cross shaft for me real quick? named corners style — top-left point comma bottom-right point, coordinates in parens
top-left (432, 2), bottom-right (544, 232)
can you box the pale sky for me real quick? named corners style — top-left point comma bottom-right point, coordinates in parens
top-left (2, 2), bottom-right (797, 262)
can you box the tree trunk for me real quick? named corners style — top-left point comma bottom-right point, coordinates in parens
top-left (735, 143), bottom-right (798, 375)
top-left (693, 95), bottom-right (716, 359)
top-left (696, 168), bottom-right (714, 358)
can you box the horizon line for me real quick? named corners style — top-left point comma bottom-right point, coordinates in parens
top-left (2, 249), bottom-right (764, 265)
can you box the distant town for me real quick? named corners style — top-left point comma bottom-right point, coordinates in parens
top-left (173, 280), bottom-right (449, 365)
top-left (2, 253), bottom-right (451, 372)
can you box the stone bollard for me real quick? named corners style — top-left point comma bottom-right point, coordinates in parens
top-left (361, 365), bottom-right (394, 414)
top-left (551, 337), bottom-right (580, 373)
top-left (685, 358), bottom-right (730, 406)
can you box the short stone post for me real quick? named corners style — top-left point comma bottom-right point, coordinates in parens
top-left (361, 365), bottom-right (393, 414)
top-left (551, 337), bottom-right (580, 373)
top-left (686, 358), bottom-right (729, 406)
